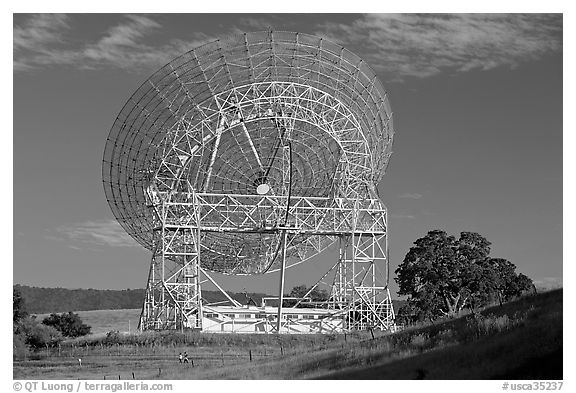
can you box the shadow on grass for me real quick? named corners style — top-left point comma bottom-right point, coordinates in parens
top-left (314, 290), bottom-right (562, 380)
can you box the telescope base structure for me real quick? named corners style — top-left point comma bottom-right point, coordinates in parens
top-left (139, 192), bottom-right (396, 333)
top-left (202, 306), bottom-right (346, 334)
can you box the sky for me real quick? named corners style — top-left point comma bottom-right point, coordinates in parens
top-left (12, 13), bottom-right (563, 298)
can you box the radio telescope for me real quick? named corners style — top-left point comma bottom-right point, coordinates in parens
top-left (103, 31), bottom-right (395, 333)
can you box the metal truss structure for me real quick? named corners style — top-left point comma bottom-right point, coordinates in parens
top-left (103, 31), bottom-right (396, 333)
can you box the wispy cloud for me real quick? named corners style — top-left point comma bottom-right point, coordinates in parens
top-left (398, 192), bottom-right (423, 200)
top-left (14, 14), bottom-right (69, 51)
top-left (14, 14), bottom-right (215, 72)
top-left (13, 14), bottom-right (73, 71)
top-left (51, 219), bottom-right (139, 249)
top-left (390, 213), bottom-right (416, 220)
top-left (316, 14), bottom-right (562, 79)
top-left (14, 14), bottom-right (562, 79)
top-left (81, 15), bottom-right (162, 68)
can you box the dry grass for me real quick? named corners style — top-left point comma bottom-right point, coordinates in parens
top-left (33, 309), bottom-right (141, 335)
top-left (14, 289), bottom-right (562, 380)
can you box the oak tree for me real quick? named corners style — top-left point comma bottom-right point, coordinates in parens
top-left (395, 230), bottom-right (531, 320)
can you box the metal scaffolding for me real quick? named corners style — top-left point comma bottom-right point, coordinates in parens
top-left (103, 31), bottom-right (396, 333)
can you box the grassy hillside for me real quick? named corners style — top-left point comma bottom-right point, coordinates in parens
top-left (320, 289), bottom-right (562, 379)
top-left (14, 289), bottom-right (561, 380)
top-left (185, 289), bottom-right (562, 379)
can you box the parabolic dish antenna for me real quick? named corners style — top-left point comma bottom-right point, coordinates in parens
top-left (103, 31), bottom-right (395, 332)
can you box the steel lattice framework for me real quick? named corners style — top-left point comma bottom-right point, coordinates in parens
top-left (103, 31), bottom-right (396, 333)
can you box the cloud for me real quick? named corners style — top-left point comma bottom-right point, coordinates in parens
top-left (13, 14), bottom-right (80, 70)
top-left (14, 14), bottom-right (216, 72)
top-left (390, 213), bottom-right (416, 220)
top-left (398, 192), bottom-right (423, 200)
top-left (316, 13), bottom-right (562, 79)
top-left (14, 14), bottom-right (562, 79)
top-left (82, 15), bottom-right (162, 66)
top-left (51, 219), bottom-right (139, 249)
top-left (14, 14), bottom-right (69, 51)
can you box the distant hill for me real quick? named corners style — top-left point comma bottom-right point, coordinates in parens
top-left (14, 285), bottom-right (268, 314)
top-left (15, 285), bottom-right (144, 314)
top-left (15, 284), bottom-right (406, 315)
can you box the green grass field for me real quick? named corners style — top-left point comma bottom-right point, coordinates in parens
top-left (15, 289), bottom-right (562, 380)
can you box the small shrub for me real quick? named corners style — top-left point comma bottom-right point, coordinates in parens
top-left (486, 315), bottom-right (510, 333)
top-left (433, 328), bottom-right (456, 346)
top-left (438, 329), bottom-right (454, 340)
top-left (410, 333), bottom-right (428, 347)
top-left (42, 312), bottom-right (91, 338)
top-left (17, 317), bottom-right (63, 349)
top-left (104, 330), bottom-right (122, 345)
top-left (463, 312), bottom-right (519, 341)
top-left (13, 332), bottom-right (29, 359)
top-left (13, 287), bottom-right (28, 324)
